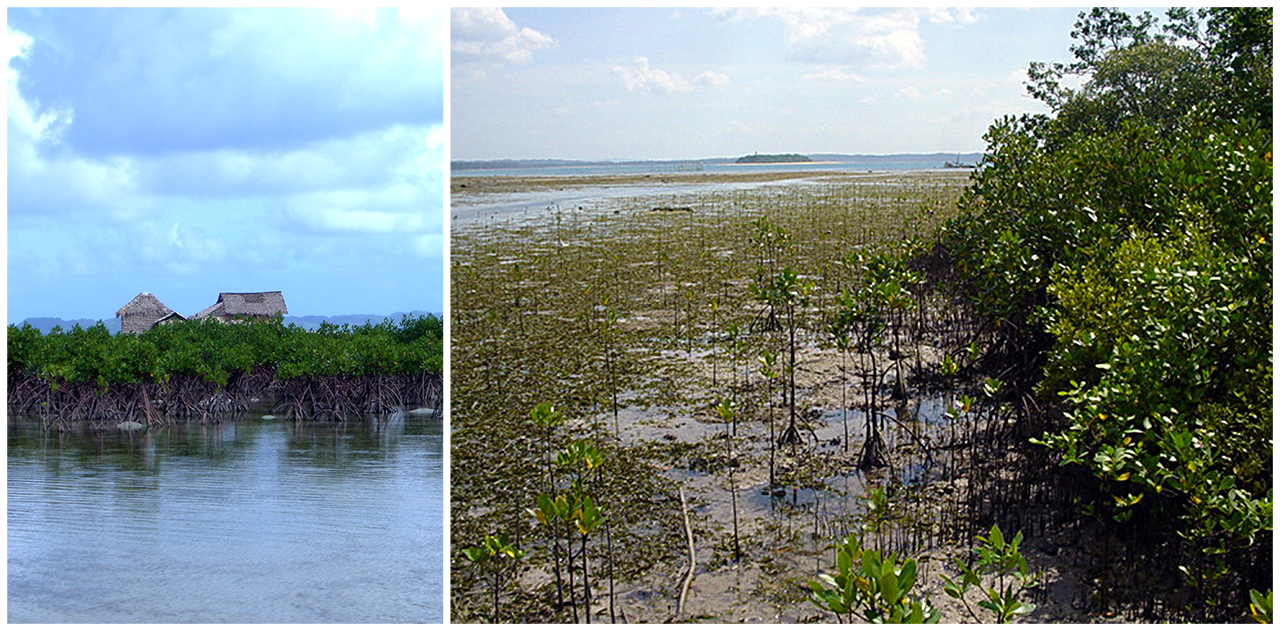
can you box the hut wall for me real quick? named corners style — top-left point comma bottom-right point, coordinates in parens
top-left (121, 313), bottom-right (154, 335)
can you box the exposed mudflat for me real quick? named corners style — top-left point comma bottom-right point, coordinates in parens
top-left (450, 171), bottom-right (1199, 624)
top-left (452, 171), bottom-right (863, 196)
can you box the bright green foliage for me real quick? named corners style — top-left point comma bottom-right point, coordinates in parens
top-left (531, 491), bottom-right (571, 529)
top-left (553, 438), bottom-right (607, 524)
top-left (531, 401), bottom-right (564, 429)
top-left (808, 535), bottom-right (940, 624)
top-left (1036, 214), bottom-right (1272, 545)
top-left (943, 7), bottom-right (1271, 586)
top-left (534, 436), bottom-right (609, 624)
top-left (572, 494), bottom-right (604, 537)
top-left (461, 532), bottom-right (526, 565)
top-left (1249, 589), bottom-right (1272, 624)
top-left (7, 314), bottom-right (444, 387)
top-left (943, 525), bottom-right (1040, 623)
top-left (556, 439), bottom-right (604, 477)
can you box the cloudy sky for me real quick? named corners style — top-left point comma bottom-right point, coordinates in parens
top-left (452, 7), bottom-right (1086, 161)
top-left (7, 8), bottom-right (445, 322)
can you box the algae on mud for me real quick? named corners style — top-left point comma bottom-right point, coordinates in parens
top-left (449, 171), bottom-right (1023, 622)
top-left (449, 174), bottom-right (1205, 622)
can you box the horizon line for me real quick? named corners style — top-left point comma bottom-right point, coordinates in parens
top-left (452, 150), bottom-right (984, 164)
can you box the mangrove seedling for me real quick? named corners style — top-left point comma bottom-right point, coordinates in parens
top-left (532, 401), bottom-right (565, 488)
top-left (750, 267), bottom-right (810, 449)
top-left (942, 524), bottom-right (1040, 623)
top-left (808, 535), bottom-right (940, 623)
top-left (758, 351), bottom-right (779, 489)
top-left (861, 486), bottom-right (891, 549)
top-left (572, 494), bottom-right (605, 624)
top-left (836, 288), bottom-right (888, 469)
top-left (716, 396), bottom-right (742, 560)
top-left (530, 492), bottom-right (573, 615)
top-left (461, 533), bottom-right (527, 623)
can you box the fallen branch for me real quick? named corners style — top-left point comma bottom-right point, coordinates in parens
top-left (676, 487), bottom-right (696, 617)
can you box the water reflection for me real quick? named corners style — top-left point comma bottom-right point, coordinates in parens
top-left (8, 413), bottom-right (443, 623)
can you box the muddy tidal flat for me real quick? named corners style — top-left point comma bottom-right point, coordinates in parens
top-left (451, 169), bottom-right (968, 196)
top-left (450, 169), bottom-right (1140, 624)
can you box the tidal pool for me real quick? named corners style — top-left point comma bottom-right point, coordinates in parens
top-left (8, 412), bottom-right (443, 623)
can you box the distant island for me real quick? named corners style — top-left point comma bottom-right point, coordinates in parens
top-left (735, 153), bottom-right (812, 164)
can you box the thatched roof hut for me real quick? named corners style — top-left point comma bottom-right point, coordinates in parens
top-left (193, 291), bottom-right (288, 323)
top-left (116, 292), bottom-right (182, 334)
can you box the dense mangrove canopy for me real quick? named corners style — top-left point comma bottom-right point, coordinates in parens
top-left (8, 314), bottom-right (443, 424)
top-left (941, 6), bottom-right (1271, 610)
top-left (9, 314), bottom-right (443, 386)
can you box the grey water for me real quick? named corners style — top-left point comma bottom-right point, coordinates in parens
top-left (452, 175), bottom-right (862, 228)
top-left (455, 157), bottom-right (972, 178)
top-left (8, 412), bottom-right (443, 623)
top-left (452, 164), bottom-right (969, 228)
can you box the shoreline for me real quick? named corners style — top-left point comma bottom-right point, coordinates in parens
top-left (451, 169), bottom-right (970, 196)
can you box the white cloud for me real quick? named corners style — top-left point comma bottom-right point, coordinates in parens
top-left (451, 7), bottom-right (555, 64)
top-left (6, 28), bottom-right (71, 145)
top-left (424, 125), bottom-right (445, 150)
top-left (8, 32), bottom-right (149, 221)
top-left (8, 8), bottom-right (443, 158)
top-left (613, 57), bottom-right (691, 94)
top-left (897, 86), bottom-right (924, 100)
top-left (612, 57), bottom-right (726, 95)
top-left (7, 8), bottom-right (447, 318)
top-left (10, 24), bottom-right (443, 243)
top-left (720, 7), bottom-right (979, 70)
top-left (948, 103), bottom-right (1007, 125)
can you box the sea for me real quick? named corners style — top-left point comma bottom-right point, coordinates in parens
top-left (453, 154), bottom-right (977, 178)
top-left (8, 410), bottom-right (444, 623)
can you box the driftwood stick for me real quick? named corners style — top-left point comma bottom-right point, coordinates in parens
top-left (676, 487), bottom-right (696, 617)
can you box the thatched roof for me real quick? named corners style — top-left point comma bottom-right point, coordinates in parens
top-left (116, 292), bottom-right (175, 319)
top-left (155, 311), bottom-right (187, 325)
top-left (193, 291), bottom-right (288, 320)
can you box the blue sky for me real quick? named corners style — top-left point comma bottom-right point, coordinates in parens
top-left (7, 8), bottom-right (445, 322)
top-left (452, 7), bottom-right (1087, 161)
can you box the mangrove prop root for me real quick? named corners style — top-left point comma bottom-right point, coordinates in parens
top-left (9, 368), bottom-right (441, 424)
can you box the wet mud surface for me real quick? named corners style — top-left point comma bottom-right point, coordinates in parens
top-left (450, 172), bottom-right (1167, 624)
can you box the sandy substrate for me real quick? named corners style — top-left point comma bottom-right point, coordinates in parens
top-left (452, 170), bottom-right (1195, 623)
top-left (451, 170), bottom-right (968, 196)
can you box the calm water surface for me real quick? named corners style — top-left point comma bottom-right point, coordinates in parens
top-left (8, 412), bottom-right (443, 623)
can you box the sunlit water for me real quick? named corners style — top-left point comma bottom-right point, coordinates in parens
top-left (8, 413), bottom-right (443, 623)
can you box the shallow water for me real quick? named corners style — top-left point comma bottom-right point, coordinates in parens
top-left (452, 177), bottom-right (838, 228)
top-left (8, 413), bottom-right (443, 623)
